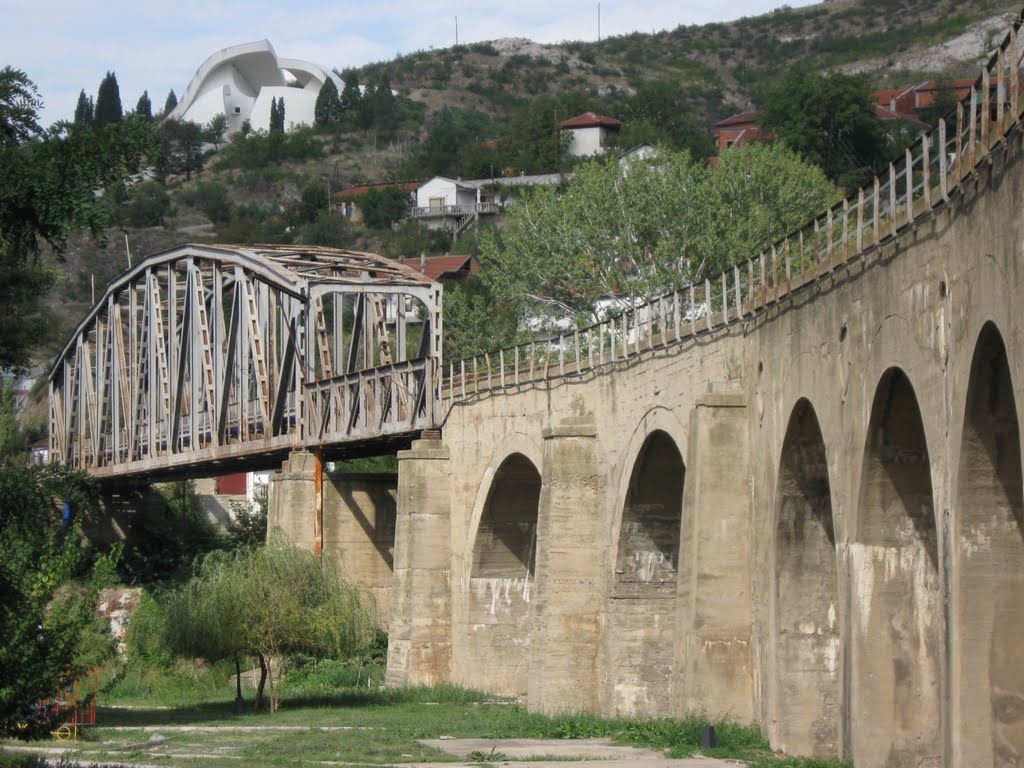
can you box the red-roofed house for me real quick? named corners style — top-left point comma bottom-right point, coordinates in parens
top-left (870, 80), bottom-right (977, 118)
top-left (711, 110), bottom-right (771, 152)
top-left (396, 254), bottom-right (482, 285)
top-left (559, 112), bottom-right (623, 157)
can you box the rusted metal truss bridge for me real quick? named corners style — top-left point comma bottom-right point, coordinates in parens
top-left (49, 244), bottom-right (443, 482)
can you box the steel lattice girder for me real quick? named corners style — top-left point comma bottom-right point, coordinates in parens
top-left (49, 244), bottom-right (443, 480)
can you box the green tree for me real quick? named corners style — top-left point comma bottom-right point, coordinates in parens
top-left (380, 219), bottom-right (451, 260)
top-left (290, 180), bottom-right (329, 226)
top-left (94, 71), bottom-right (123, 128)
top-left (159, 119), bottom-right (206, 181)
top-left (338, 71), bottom-right (362, 128)
top-left (501, 93), bottom-right (595, 173)
top-left (0, 68), bottom-right (158, 367)
top-left (688, 141), bottom-right (842, 273)
top-left (420, 106), bottom-right (460, 176)
top-left (203, 113), bottom-right (227, 149)
top-left (0, 464), bottom-right (102, 735)
top-left (134, 90), bottom-right (152, 121)
top-left (469, 145), bottom-right (837, 354)
top-left (269, 96), bottom-right (286, 132)
top-left (356, 83), bottom-right (375, 132)
top-left (118, 181), bottom-right (171, 227)
top-left (118, 481), bottom-right (225, 585)
top-left (760, 71), bottom-right (889, 191)
top-left (0, 379), bottom-right (22, 460)
top-left (184, 180), bottom-right (233, 223)
top-left (371, 74), bottom-right (397, 133)
top-left (618, 79), bottom-right (714, 158)
top-left (162, 89), bottom-right (177, 117)
top-left (361, 185), bottom-right (410, 229)
top-left (314, 78), bottom-right (343, 127)
top-left (443, 276), bottom-right (522, 360)
top-left (163, 537), bottom-right (376, 712)
top-left (73, 90), bottom-right (94, 126)
top-left (299, 212), bottom-right (354, 248)
top-left (0, 68), bottom-right (42, 147)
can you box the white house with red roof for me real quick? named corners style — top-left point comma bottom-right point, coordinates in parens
top-left (559, 112), bottom-right (623, 157)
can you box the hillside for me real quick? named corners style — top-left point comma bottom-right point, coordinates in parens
top-left (27, 0), bottom-right (1024, 378)
top-left (352, 0), bottom-right (1019, 123)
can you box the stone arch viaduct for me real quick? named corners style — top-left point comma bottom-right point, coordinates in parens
top-left (372, 21), bottom-right (1024, 767)
top-left (52, 14), bottom-right (1024, 768)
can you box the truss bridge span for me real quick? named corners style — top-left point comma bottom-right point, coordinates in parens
top-left (48, 244), bottom-right (443, 482)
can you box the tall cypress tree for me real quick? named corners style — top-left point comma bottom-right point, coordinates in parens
top-left (163, 89), bottom-right (178, 116)
top-left (314, 78), bottom-right (342, 127)
top-left (135, 90), bottom-right (152, 121)
top-left (73, 90), bottom-right (94, 125)
top-left (338, 71), bottom-right (362, 127)
top-left (269, 97), bottom-right (279, 132)
top-left (372, 74), bottom-right (396, 132)
top-left (94, 71), bottom-right (123, 127)
top-left (277, 97), bottom-right (286, 131)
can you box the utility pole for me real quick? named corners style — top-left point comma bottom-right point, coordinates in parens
top-left (598, 3), bottom-right (601, 42)
top-left (455, 16), bottom-right (459, 46)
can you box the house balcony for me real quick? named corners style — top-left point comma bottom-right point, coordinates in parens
top-left (411, 202), bottom-right (502, 219)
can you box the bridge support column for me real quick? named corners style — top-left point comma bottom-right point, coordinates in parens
top-left (327, 473), bottom-right (397, 628)
top-left (386, 437), bottom-right (452, 686)
top-left (268, 450), bottom-right (320, 550)
top-left (528, 415), bottom-right (607, 714)
top-left (673, 393), bottom-right (754, 722)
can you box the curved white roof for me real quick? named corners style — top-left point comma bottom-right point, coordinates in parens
top-left (167, 40), bottom-right (343, 133)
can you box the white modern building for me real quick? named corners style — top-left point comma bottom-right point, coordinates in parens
top-left (166, 40), bottom-right (342, 133)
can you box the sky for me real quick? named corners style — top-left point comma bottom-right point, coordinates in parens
top-left (3, 0), bottom-right (820, 127)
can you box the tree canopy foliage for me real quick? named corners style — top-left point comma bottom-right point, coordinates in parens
top-left (759, 71), bottom-right (894, 191)
top-left (314, 77), bottom-right (343, 126)
top-left (134, 90), bottom-right (152, 121)
top-left (449, 144), bottom-right (838, 357)
top-left (162, 537), bottom-right (376, 712)
top-left (0, 464), bottom-right (107, 735)
top-left (73, 90), bottom-right (94, 126)
top-left (94, 71), bottom-right (123, 128)
top-left (0, 67), bottom-right (158, 367)
top-left (162, 89), bottom-right (177, 117)
top-left (614, 79), bottom-right (715, 159)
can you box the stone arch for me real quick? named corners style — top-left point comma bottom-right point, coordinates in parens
top-left (604, 413), bottom-right (686, 717)
top-left (770, 398), bottom-right (839, 758)
top-left (850, 367), bottom-right (942, 768)
top-left (471, 452), bottom-right (541, 578)
top-left (954, 322), bottom-right (1024, 767)
top-left (462, 448), bottom-right (541, 696)
top-left (613, 430), bottom-right (685, 588)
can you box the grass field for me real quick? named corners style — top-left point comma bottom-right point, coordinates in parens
top-left (0, 662), bottom-right (851, 768)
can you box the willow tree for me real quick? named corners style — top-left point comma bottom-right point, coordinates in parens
top-left (164, 537), bottom-right (376, 712)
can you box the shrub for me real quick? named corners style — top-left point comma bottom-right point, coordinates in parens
top-left (118, 181), bottom-right (171, 227)
top-left (181, 181), bottom-right (233, 223)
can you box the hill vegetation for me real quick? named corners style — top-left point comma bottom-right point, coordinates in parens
top-left (15, 0), bottom-right (1024, 371)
